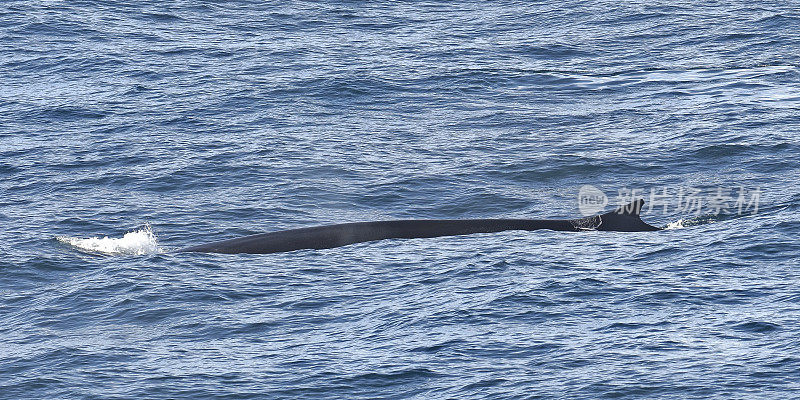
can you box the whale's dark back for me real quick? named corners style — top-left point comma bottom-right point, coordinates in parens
top-left (178, 200), bottom-right (659, 254)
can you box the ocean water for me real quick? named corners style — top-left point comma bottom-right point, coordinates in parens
top-left (2, 1), bottom-right (800, 398)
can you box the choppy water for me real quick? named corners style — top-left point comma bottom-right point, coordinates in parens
top-left (2, 1), bottom-right (800, 399)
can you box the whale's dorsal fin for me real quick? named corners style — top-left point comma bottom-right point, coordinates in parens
top-left (568, 199), bottom-right (659, 232)
top-left (597, 199), bottom-right (661, 231)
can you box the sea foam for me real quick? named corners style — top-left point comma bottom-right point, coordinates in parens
top-left (57, 225), bottom-right (161, 255)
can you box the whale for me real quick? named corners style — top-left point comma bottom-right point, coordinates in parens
top-left (178, 199), bottom-right (659, 254)
top-left (178, 199), bottom-right (661, 254)
top-left (179, 199), bottom-right (659, 254)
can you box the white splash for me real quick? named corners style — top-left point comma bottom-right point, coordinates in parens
top-left (57, 224), bottom-right (161, 255)
top-left (665, 216), bottom-right (717, 230)
top-left (665, 219), bottom-right (686, 230)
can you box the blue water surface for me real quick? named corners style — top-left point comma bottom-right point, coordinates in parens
top-left (2, 1), bottom-right (800, 399)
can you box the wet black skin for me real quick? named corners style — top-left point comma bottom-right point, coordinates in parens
top-left (178, 200), bottom-right (659, 254)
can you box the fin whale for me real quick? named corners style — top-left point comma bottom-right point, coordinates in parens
top-left (178, 199), bottom-right (660, 254)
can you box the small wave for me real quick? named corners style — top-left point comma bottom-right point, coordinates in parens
top-left (665, 217), bottom-right (715, 230)
top-left (665, 219), bottom-right (688, 229)
top-left (665, 214), bottom-right (728, 229)
top-left (731, 321), bottom-right (781, 333)
top-left (57, 225), bottom-right (161, 255)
